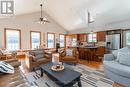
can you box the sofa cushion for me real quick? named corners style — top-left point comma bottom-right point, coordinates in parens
top-left (104, 61), bottom-right (130, 78)
top-left (7, 60), bottom-right (21, 68)
top-left (118, 52), bottom-right (130, 66)
top-left (30, 50), bottom-right (44, 59)
top-left (112, 50), bottom-right (118, 59)
top-left (61, 56), bottom-right (76, 61)
top-left (112, 47), bottom-right (130, 61)
top-left (35, 53), bottom-right (44, 59)
top-left (36, 58), bottom-right (50, 64)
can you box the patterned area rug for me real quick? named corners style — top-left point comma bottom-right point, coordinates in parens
top-left (24, 64), bottom-right (114, 87)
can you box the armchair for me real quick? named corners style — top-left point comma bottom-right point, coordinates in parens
top-left (25, 49), bottom-right (52, 71)
top-left (59, 49), bottom-right (79, 65)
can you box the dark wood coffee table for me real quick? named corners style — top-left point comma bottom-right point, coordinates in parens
top-left (40, 63), bottom-right (82, 87)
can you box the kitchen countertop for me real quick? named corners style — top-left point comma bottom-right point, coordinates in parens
top-left (70, 46), bottom-right (100, 49)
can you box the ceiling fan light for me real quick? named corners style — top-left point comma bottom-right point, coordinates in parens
top-left (43, 22), bottom-right (46, 24)
top-left (43, 17), bottom-right (47, 20)
top-left (37, 20), bottom-right (46, 25)
top-left (40, 21), bottom-right (43, 24)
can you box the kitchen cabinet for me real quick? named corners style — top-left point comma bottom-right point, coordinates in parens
top-left (78, 34), bottom-right (87, 42)
top-left (97, 31), bottom-right (106, 42)
top-left (65, 34), bottom-right (78, 48)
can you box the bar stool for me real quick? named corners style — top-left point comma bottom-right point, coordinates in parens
top-left (84, 49), bottom-right (91, 63)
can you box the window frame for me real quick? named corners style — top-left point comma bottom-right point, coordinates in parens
top-left (47, 32), bottom-right (55, 49)
top-left (30, 31), bottom-right (41, 49)
top-left (88, 33), bottom-right (97, 43)
top-left (4, 28), bottom-right (22, 50)
top-left (125, 30), bottom-right (130, 46)
top-left (59, 34), bottom-right (65, 48)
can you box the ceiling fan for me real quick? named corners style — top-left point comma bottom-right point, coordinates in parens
top-left (37, 4), bottom-right (50, 24)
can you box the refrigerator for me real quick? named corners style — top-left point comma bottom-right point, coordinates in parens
top-left (106, 34), bottom-right (120, 53)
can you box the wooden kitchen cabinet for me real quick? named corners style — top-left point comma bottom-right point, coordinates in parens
top-left (65, 34), bottom-right (78, 48)
top-left (72, 34), bottom-right (78, 39)
top-left (97, 31), bottom-right (106, 42)
top-left (78, 34), bottom-right (87, 42)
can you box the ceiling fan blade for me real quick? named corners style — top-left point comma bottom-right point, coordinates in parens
top-left (44, 20), bottom-right (50, 23)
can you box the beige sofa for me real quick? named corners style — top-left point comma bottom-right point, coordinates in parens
top-left (25, 49), bottom-right (52, 71)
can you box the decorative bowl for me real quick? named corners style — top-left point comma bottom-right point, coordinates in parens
top-left (51, 65), bottom-right (64, 71)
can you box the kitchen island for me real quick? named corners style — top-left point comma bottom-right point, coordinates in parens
top-left (69, 46), bottom-right (105, 62)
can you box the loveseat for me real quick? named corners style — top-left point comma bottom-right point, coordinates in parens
top-left (103, 47), bottom-right (130, 87)
top-left (25, 49), bottom-right (52, 71)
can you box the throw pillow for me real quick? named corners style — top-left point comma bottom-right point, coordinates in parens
top-left (117, 52), bottom-right (130, 66)
top-left (0, 61), bottom-right (14, 73)
top-left (112, 50), bottom-right (118, 58)
top-left (59, 48), bottom-right (64, 54)
top-left (112, 47), bottom-right (130, 61)
top-left (66, 49), bottom-right (73, 56)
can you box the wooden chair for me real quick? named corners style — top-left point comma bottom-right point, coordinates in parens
top-left (59, 49), bottom-right (79, 65)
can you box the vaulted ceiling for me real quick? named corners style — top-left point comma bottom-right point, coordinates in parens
top-left (1, 0), bottom-right (130, 31)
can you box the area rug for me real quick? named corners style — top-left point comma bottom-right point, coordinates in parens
top-left (24, 64), bottom-right (114, 87)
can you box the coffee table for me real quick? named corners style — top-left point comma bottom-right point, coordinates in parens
top-left (40, 63), bottom-right (82, 87)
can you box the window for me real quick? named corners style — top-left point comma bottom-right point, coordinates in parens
top-left (5, 29), bottom-right (21, 50)
top-left (88, 33), bottom-right (97, 42)
top-left (59, 34), bottom-right (65, 47)
top-left (47, 33), bottom-right (55, 48)
top-left (30, 31), bottom-right (41, 49)
top-left (126, 32), bottom-right (130, 45)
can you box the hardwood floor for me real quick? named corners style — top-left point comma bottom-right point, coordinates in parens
top-left (19, 57), bottom-right (124, 87)
top-left (78, 59), bottom-right (103, 70)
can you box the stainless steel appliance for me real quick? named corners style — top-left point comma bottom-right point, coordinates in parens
top-left (106, 34), bottom-right (121, 53)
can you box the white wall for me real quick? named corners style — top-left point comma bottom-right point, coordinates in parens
top-left (0, 12), bottom-right (67, 49)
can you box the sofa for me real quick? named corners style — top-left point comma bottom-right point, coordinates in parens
top-left (25, 49), bottom-right (52, 71)
top-left (103, 47), bottom-right (130, 87)
top-left (0, 54), bottom-right (30, 87)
